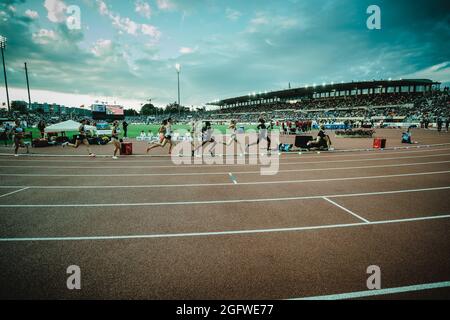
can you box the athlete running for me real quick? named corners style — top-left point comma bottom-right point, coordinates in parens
top-left (111, 120), bottom-right (121, 159)
top-left (193, 121), bottom-right (217, 157)
top-left (62, 119), bottom-right (96, 157)
top-left (246, 118), bottom-right (271, 152)
top-left (11, 119), bottom-right (29, 157)
top-left (222, 120), bottom-right (244, 156)
top-left (146, 119), bottom-right (174, 155)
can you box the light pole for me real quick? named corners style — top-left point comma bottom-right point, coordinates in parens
top-left (175, 63), bottom-right (181, 117)
top-left (24, 62), bottom-right (32, 111)
top-left (0, 35), bottom-right (10, 113)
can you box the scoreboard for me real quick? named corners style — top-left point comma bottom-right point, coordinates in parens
top-left (91, 104), bottom-right (125, 120)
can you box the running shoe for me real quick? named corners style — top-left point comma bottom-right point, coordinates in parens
top-left (62, 142), bottom-right (68, 147)
top-left (89, 153), bottom-right (96, 158)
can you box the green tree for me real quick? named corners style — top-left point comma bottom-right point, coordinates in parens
top-left (11, 101), bottom-right (28, 114)
top-left (141, 103), bottom-right (162, 115)
top-left (124, 109), bottom-right (139, 116)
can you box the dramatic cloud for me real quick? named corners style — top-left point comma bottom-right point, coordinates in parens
top-left (0, 0), bottom-right (449, 109)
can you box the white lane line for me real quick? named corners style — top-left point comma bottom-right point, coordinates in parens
top-left (0, 214), bottom-right (449, 242)
top-left (290, 280), bottom-right (450, 300)
top-left (0, 170), bottom-right (448, 189)
top-left (0, 188), bottom-right (29, 199)
top-left (228, 173), bottom-right (238, 184)
top-left (1, 157), bottom-right (450, 174)
top-left (323, 197), bottom-right (370, 223)
top-left (0, 186), bottom-right (448, 208)
top-left (0, 159), bottom-right (449, 179)
top-left (1, 144), bottom-right (449, 162)
top-left (1, 150), bottom-right (450, 170)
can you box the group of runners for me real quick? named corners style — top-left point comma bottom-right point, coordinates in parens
top-left (8, 116), bottom-right (276, 158)
top-left (144, 117), bottom-right (273, 157)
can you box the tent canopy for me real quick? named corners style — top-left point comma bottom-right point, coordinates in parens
top-left (44, 120), bottom-right (96, 133)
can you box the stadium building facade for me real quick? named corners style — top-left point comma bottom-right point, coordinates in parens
top-left (28, 102), bottom-right (92, 116)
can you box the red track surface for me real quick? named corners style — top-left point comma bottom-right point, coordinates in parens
top-left (0, 129), bottom-right (449, 299)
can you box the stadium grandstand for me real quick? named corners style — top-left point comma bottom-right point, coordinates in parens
top-left (205, 79), bottom-right (449, 125)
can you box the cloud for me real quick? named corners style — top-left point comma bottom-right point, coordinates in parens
top-left (44, 0), bottom-right (67, 23)
top-left (96, 1), bottom-right (160, 40)
top-left (135, 0), bottom-right (151, 19)
top-left (179, 46), bottom-right (197, 54)
top-left (247, 12), bottom-right (300, 33)
top-left (141, 24), bottom-right (161, 39)
top-left (110, 15), bottom-right (140, 35)
top-left (90, 39), bottom-right (113, 57)
top-left (2, 0), bottom-right (450, 109)
top-left (32, 29), bottom-right (58, 45)
top-left (250, 13), bottom-right (268, 26)
top-left (24, 9), bottom-right (39, 19)
top-left (225, 8), bottom-right (241, 21)
top-left (156, 0), bottom-right (175, 11)
top-left (97, 0), bottom-right (109, 16)
top-left (401, 62), bottom-right (450, 84)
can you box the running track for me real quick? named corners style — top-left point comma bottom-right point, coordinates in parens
top-left (0, 137), bottom-right (449, 299)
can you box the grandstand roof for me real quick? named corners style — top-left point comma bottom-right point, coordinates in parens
top-left (209, 79), bottom-right (440, 106)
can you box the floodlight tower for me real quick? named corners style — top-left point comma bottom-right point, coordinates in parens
top-left (175, 63), bottom-right (181, 116)
top-left (0, 35), bottom-right (10, 113)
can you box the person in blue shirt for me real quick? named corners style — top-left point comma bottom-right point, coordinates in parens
top-left (11, 119), bottom-right (29, 156)
top-left (401, 126), bottom-right (417, 144)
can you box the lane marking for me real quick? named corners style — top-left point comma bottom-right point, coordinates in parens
top-left (0, 213), bottom-right (449, 242)
top-left (0, 188), bottom-right (29, 199)
top-left (1, 144), bottom-right (449, 162)
top-left (228, 173), bottom-right (238, 184)
top-left (0, 170), bottom-right (448, 189)
top-left (0, 151), bottom-right (450, 171)
top-left (291, 280), bottom-right (450, 300)
top-left (323, 197), bottom-right (370, 223)
top-left (0, 186), bottom-right (448, 208)
top-left (1, 157), bottom-right (450, 174)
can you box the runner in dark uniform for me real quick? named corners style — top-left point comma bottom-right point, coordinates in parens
top-left (62, 119), bottom-right (96, 157)
top-left (246, 118), bottom-right (271, 152)
top-left (193, 121), bottom-right (217, 157)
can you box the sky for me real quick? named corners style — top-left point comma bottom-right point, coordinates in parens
top-left (0, 0), bottom-right (449, 110)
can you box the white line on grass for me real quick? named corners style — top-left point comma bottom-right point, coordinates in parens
top-left (0, 170), bottom-right (448, 189)
top-left (0, 186), bottom-right (448, 208)
top-left (322, 197), bottom-right (370, 223)
top-left (0, 214), bottom-right (449, 242)
top-left (290, 280), bottom-right (450, 300)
